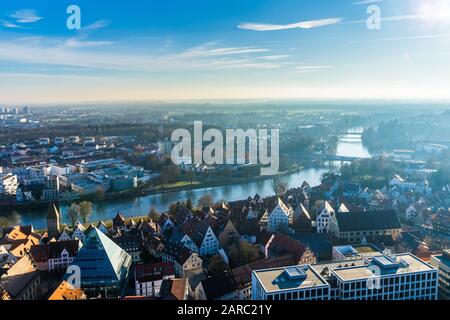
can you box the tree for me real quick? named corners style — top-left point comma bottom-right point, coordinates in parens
top-left (197, 194), bottom-right (214, 208)
top-left (228, 241), bottom-right (260, 267)
top-left (271, 177), bottom-right (288, 197)
top-left (186, 199), bottom-right (193, 211)
top-left (79, 201), bottom-right (93, 224)
top-left (68, 203), bottom-right (80, 227)
top-left (186, 171), bottom-right (195, 185)
top-left (208, 254), bottom-right (229, 276)
top-left (0, 217), bottom-right (10, 229)
top-left (148, 207), bottom-right (160, 222)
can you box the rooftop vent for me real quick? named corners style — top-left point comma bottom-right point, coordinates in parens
top-left (284, 266), bottom-right (307, 281)
top-left (372, 255), bottom-right (401, 269)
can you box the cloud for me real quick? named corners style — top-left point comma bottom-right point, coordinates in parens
top-left (0, 19), bottom-right (22, 29)
top-left (238, 17), bottom-right (343, 31)
top-left (295, 65), bottom-right (334, 73)
top-left (64, 38), bottom-right (115, 48)
top-left (83, 20), bottom-right (110, 32)
top-left (348, 33), bottom-right (450, 44)
top-left (351, 0), bottom-right (383, 5)
top-left (0, 37), bottom-right (278, 72)
top-left (180, 46), bottom-right (269, 58)
top-left (9, 9), bottom-right (42, 23)
top-left (258, 55), bottom-right (290, 61)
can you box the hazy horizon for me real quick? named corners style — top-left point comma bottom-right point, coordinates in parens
top-left (1, 0), bottom-right (450, 104)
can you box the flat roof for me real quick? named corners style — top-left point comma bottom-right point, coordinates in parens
top-left (253, 265), bottom-right (328, 294)
top-left (331, 254), bottom-right (436, 282)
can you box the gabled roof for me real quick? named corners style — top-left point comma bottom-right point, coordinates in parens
top-left (321, 200), bottom-right (335, 214)
top-left (48, 281), bottom-right (86, 300)
top-left (294, 203), bottom-right (311, 220)
top-left (272, 198), bottom-right (290, 216)
top-left (335, 210), bottom-right (401, 232)
top-left (135, 262), bottom-right (175, 283)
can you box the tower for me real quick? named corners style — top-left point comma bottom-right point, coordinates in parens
top-left (47, 203), bottom-right (61, 239)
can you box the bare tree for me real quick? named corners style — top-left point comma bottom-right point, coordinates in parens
top-left (148, 207), bottom-right (161, 222)
top-left (197, 194), bottom-right (214, 208)
top-left (79, 201), bottom-right (93, 224)
top-left (271, 177), bottom-right (288, 197)
top-left (68, 203), bottom-right (80, 227)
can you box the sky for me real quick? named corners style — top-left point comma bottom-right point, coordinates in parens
top-left (1, 0), bottom-right (450, 104)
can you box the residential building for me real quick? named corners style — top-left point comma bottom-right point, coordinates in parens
top-left (113, 233), bottom-right (144, 264)
top-left (194, 223), bottom-right (220, 256)
top-left (0, 255), bottom-right (40, 300)
top-left (134, 262), bottom-right (176, 297)
top-left (316, 201), bottom-right (335, 234)
top-left (48, 281), bottom-right (87, 300)
top-left (0, 173), bottom-right (18, 198)
top-left (292, 203), bottom-right (312, 234)
top-left (159, 278), bottom-right (190, 300)
top-left (30, 240), bottom-right (81, 271)
top-left (267, 198), bottom-right (291, 233)
top-left (330, 210), bottom-right (402, 244)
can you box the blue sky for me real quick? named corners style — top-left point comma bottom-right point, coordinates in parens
top-left (1, 0), bottom-right (450, 103)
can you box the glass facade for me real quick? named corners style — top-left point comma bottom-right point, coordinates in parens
top-left (67, 228), bottom-right (132, 297)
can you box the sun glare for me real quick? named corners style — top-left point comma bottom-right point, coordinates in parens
top-left (417, 0), bottom-right (450, 22)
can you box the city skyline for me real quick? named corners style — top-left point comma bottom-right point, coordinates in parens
top-left (1, 0), bottom-right (450, 104)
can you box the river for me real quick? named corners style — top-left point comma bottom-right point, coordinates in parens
top-left (3, 129), bottom-right (370, 229)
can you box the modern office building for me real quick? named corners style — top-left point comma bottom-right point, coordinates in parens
top-left (330, 254), bottom-right (438, 300)
top-left (67, 228), bottom-right (132, 298)
top-left (252, 253), bottom-right (438, 300)
top-left (252, 265), bottom-right (330, 300)
top-left (431, 249), bottom-right (450, 300)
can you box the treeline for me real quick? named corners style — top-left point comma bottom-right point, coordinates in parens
top-left (341, 157), bottom-right (400, 189)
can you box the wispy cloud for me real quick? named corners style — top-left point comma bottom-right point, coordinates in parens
top-left (0, 37), bottom-right (279, 72)
top-left (9, 9), bottom-right (42, 23)
top-left (82, 20), bottom-right (110, 32)
top-left (348, 33), bottom-right (450, 44)
top-left (64, 38), bottom-right (115, 48)
top-left (180, 46), bottom-right (269, 58)
top-left (0, 19), bottom-right (22, 29)
top-left (295, 65), bottom-right (334, 73)
top-left (344, 13), bottom-right (450, 26)
top-left (238, 17), bottom-right (343, 31)
top-left (351, 0), bottom-right (383, 5)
